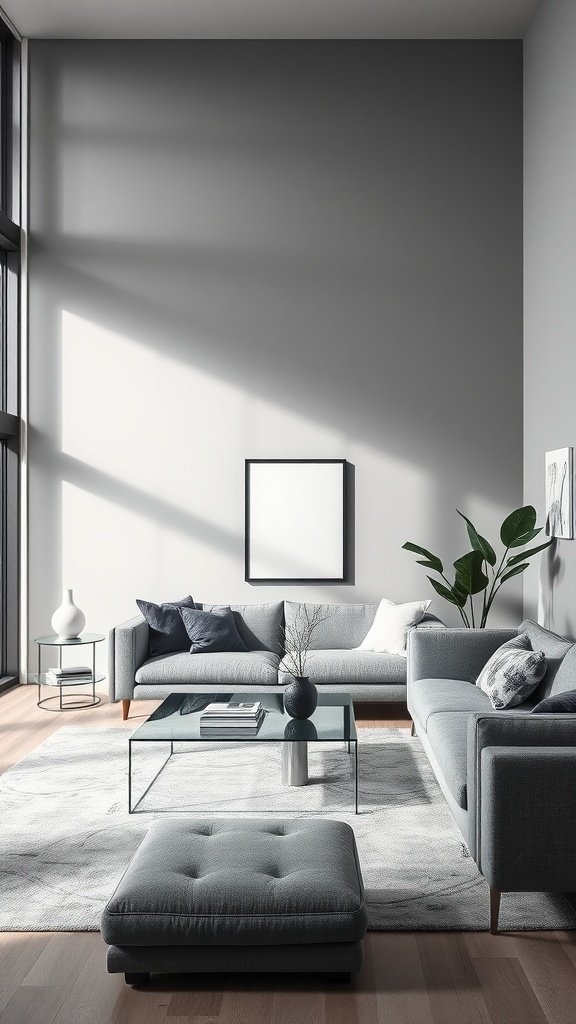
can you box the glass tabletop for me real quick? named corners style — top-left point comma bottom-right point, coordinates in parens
top-left (131, 692), bottom-right (357, 743)
top-left (34, 633), bottom-right (105, 646)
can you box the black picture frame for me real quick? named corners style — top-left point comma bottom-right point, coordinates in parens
top-left (245, 459), bottom-right (348, 584)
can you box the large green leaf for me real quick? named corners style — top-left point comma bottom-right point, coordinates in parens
top-left (500, 506), bottom-right (537, 547)
top-left (456, 510), bottom-right (497, 566)
top-left (453, 550), bottom-right (489, 595)
top-left (403, 542), bottom-right (443, 574)
top-left (452, 577), bottom-right (469, 604)
top-left (508, 527), bottom-right (542, 548)
top-left (500, 563), bottom-right (530, 584)
top-left (426, 576), bottom-right (466, 607)
top-left (507, 539), bottom-right (553, 567)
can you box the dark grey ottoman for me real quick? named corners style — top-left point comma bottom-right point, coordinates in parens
top-left (101, 818), bottom-right (367, 985)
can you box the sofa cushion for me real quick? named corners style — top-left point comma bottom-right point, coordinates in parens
top-left (280, 648), bottom-right (407, 685)
top-left (410, 678), bottom-right (492, 732)
top-left (200, 602), bottom-right (283, 654)
top-left (180, 606), bottom-right (248, 654)
top-left (357, 599), bottom-right (431, 655)
top-left (531, 687), bottom-right (576, 713)
top-left (135, 651), bottom-right (280, 687)
top-left (426, 712), bottom-right (470, 809)
top-left (519, 618), bottom-right (575, 699)
top-left (476, 633), bottom-right (547, 710)
top-left (101, 818), bottom-right (367, 947)
top-left (284, 601), bottom-right (378, 651)
top-left (136, 595), bottom-right (195, 657)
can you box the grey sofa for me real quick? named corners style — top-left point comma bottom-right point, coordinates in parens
top-left (109, 600), bottom-right (443, 719)
top-left (408, 618), bottom-right (576, 932)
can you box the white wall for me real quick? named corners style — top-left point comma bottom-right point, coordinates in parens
top-left (524, 0), bottom-right (576, 636)
top-left (28, 41), bottom-right (524, 671)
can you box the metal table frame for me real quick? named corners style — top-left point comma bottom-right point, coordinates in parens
top-left (34, 633), bottom-right (105, 711)
top-left (128, 696), bottom-right (359, 815)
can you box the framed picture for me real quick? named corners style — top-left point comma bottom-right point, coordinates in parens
top-left (245, 459), bottom-right (347, 583)
top-left (545, 447), bottom-right (574, 539)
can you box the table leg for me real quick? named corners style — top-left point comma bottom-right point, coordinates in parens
top-left (92, 643), bottom-right (96, 703)
top-left (281, 742), bottom-right (308, 786)
top-left (355, 741), bottom-right (359, 815)
top-left (37, 645), bottom-right (41, 705)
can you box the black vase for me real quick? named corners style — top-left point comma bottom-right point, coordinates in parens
top-left (283, 676), bottom-right (318, 720)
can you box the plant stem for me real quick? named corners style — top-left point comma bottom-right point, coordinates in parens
top-left (482, 547), bottom-right (509, 625)
top-left (439, 573), bottom-right (470, 627)
top-left (470, 595), bottom-right (476, 629)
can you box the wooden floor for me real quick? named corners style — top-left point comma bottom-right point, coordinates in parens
top-left (1, 684), bottom-right (575, 1024)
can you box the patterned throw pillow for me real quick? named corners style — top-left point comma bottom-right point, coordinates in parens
top-left (476, 633), bottom-right (547, 710)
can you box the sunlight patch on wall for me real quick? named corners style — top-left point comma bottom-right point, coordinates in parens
top-left (61, 309), bottom-right (250, 533)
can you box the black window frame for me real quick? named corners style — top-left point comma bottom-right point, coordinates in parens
top-left (0, 17), bottom-right (21, 693)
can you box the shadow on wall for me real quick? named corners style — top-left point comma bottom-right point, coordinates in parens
top-left (539, 539), bottom-right (565, 632)
top-left (27, 40), bottom-right (524, 656)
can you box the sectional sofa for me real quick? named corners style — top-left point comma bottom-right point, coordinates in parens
top-left (109, 600), bottom-right (443, 719)
top-left (408, 619), bottom-right (576, 932)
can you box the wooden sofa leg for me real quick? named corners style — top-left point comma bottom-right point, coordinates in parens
top-left (490, 888), bottom-right (501, 934)
top-left (121, 700), bottom-right (131, 721)
top-left (410, 721), bottom-right (416, 737)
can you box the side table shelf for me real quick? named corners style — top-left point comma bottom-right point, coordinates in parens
top-left (34, 633), bottom-right (105, 712)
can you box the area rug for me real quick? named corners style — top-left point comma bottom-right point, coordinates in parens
top-left (0, 726), bottom-right (574, 932)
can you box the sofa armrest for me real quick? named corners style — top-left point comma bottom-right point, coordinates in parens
top-left (477, 744), bottom-right (576, 893)
top-left (108, 615), bottom-right (149, 701)
top-left (467, 711), bottom-right (576, 875)
top-left (407, 627), bottom-right (516, 690)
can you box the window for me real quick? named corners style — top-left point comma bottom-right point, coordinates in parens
top-left (0, 18), bottom-right (21, 690)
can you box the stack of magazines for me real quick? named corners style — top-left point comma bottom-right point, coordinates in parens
top-left (45, 665), bottom-right (93, 686)
top-left (200, 700), bottom-right (264, 734)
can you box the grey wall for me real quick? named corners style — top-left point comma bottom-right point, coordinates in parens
top-left (524, 0), bottom-right (576, 636)
top-left (28, 41), bottom-right (523, 668)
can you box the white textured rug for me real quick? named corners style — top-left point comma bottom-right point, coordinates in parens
top-left (1, 726), bottom-right (574, 932)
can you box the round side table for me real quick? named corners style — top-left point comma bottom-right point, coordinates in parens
top-left (34, 633), bottom-right (105, 711)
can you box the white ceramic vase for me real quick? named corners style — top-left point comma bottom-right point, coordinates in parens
top-left (51, 588), bottom-right (86, 639)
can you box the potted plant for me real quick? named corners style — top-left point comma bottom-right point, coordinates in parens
top-left (403, 505), bottom-right (552, 628)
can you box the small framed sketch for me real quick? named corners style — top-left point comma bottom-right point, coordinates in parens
top-left (245, 459), bottom-right (347, 583)
top-left (545, 447), bottom-right (574, 539)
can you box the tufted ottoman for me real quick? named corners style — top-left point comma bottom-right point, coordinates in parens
top-left (101, 818), bottom-right (367, 985)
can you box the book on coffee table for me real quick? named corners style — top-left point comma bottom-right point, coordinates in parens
top-left (200, 701), bottom-right (264, 731)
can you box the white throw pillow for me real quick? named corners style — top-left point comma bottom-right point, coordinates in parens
top-left (358, 599), bottom-right (431, 656)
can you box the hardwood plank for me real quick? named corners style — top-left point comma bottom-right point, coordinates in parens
top-left (271, 978), bottom-right (326, 1024)
top-left (51, 936), bottom-right (125, 1024)
top-left (512, 933), bottom-right (576, 1024)
top-left (166, 977), bottom-right (223, 1019)
top-left (108, 983), bottom-right (169, 1024)
top-left (370, 933), bottom-right (434, 1024)
top-left (0, 935), bottom-right (94, 1024)
top-left (0, 934), bottom-right (51, 1015)
top-left (217, 978), bottom-right (275, 1024)
top-left (416, 933), bottom-right (492, 1024)
top-left (464, 932), bottom-right (523, 960)
top-left (472, 957), bottom-right (548, 1024)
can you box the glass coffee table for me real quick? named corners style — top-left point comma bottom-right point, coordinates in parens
top-left (128, 691), bottom-right (358, 814)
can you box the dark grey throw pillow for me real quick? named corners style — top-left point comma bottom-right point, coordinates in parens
top-left (476, 633), bottom-right (547, 710)
top-left (136, 595), bottom-right (195, 657)
top-left (180, 605), bottom-right (249, 654)
top-left (531, 689), bottom-right (576, 714)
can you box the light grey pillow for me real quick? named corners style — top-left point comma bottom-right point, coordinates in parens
top-left (476, 633), bottom-right (547, 710)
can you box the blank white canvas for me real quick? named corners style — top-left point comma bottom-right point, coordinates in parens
top-left (248, 462), bottom-right (344, 579)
